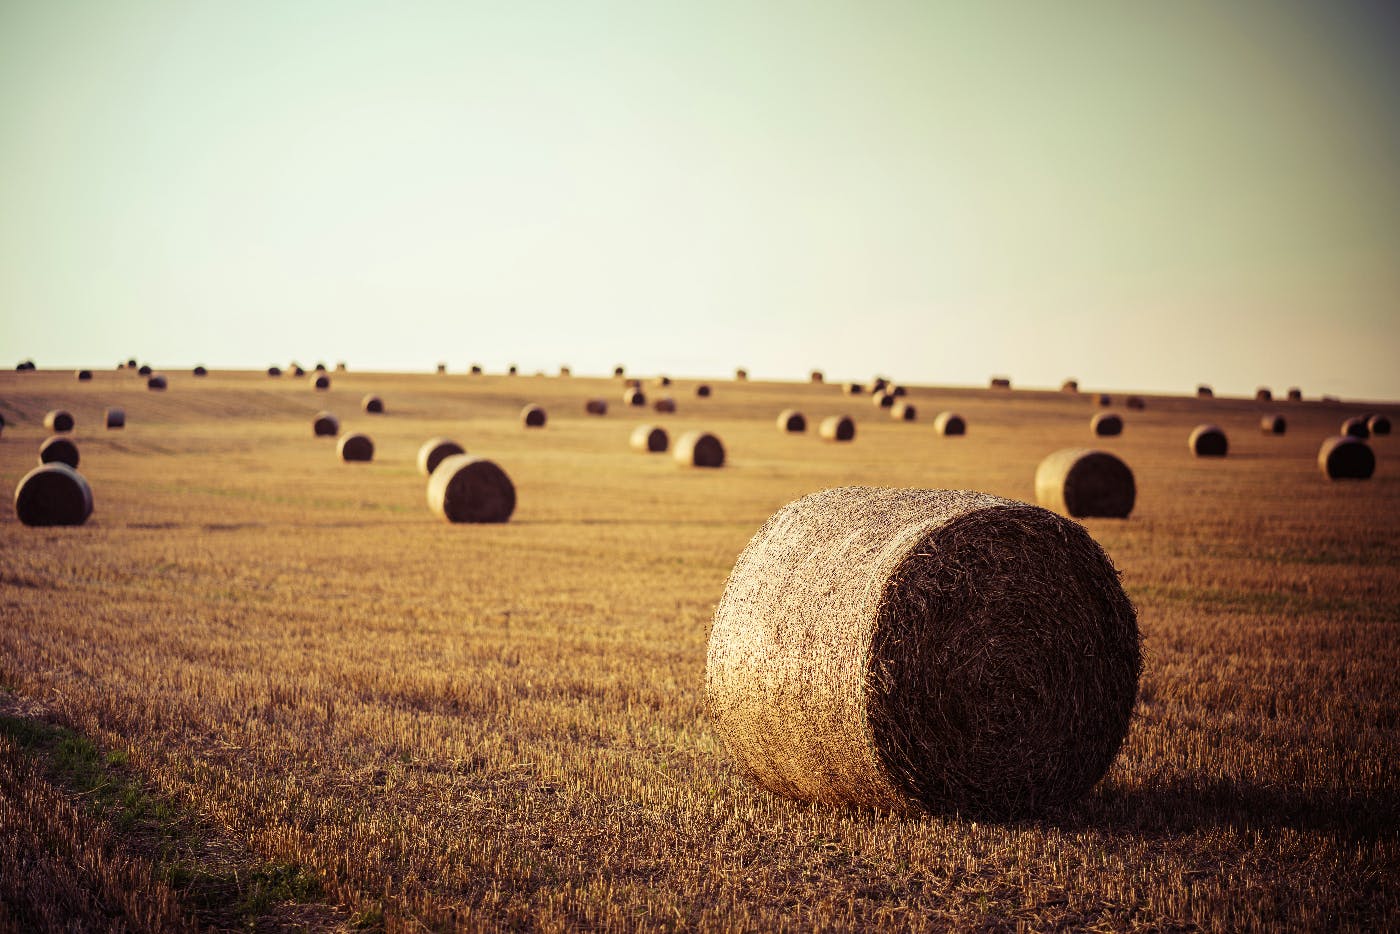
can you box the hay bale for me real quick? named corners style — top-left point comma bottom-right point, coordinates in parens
top-left (1368, 414), bottom-right (1391, 436)
top-left (1318, 436), bottom-right (1375, 480)
top-left (193, 365), bottom-right (208, 377)
top-left (16, 360), bottom-right (36, 371)
top-left (44, 410), bottom-right (75, 433)
top-left (521, 405), bottom-right (547, 428)
top-left (126, 358), bottom-right (137, 369)
top-left (891, 400), bottom-right (917, 422)
top-left (337, 433), bottom-right (374, 462)
top-left (1062, 379), bottom-right (1079, 393)
top-left (655, 376), bottom-right (672, 387)
top-left (585, 399), bottom-right (608, 416)
top-left (313, 374), bottom-right (330, 390)
top-left (76, 369), bottom-right (93, 381)
top-left (147, 375), bottom-right (167, 390)
top-left (417, 437), bottom-right (466, 476)
top-left (614, 366), bottom-right (626, 377)
top-left (735, 368), bottom-right (748, 381)
top-left (630, 425), bottom-right (669, 452)
top-left (1260, 414), bottom-right (1286, 435)
top-left (871, 377), bottom-right (889, 393)
top-left (811, 370), bottom-right (824, 384)
top-left (1287, 387), bottom-right (1303, 402)
top-left (696, 384), bottom-right (712, 398)
top-left (624, 387), bottom-right (648, 407)
top-left (990, 376), bottom-right (1011, 390)
top-left (14, 463), bottom-right (94, 527)
top-left (706, 486), bottom-right (1140, 817)
top-left (105, 408), bottom-right (125, 429)
top-left (336, 361), bottom-right (348, 372)
top-left (39, 436), bottom-right (80, 469)
top-left (362, 395), bottom-right (384, 414)
top-left (1091, 413), bottom-right (1123, 437)
top-left (889, 386), bottom-right (907, 398)
top-left (819, 415), bottom-right (855, 442)
top-left (1097, 394), bottom-right (1112, 407)
top-left (267, 366), bottom-right (282, 377)
top-left (777, 410), bottom-right (806, 432)
top-left (508, 364), bottom-right (518, 376)
top-left (872, 391), bottom-right (895, 409)
top-left (560, 366), bottom-right (571, 377)
top-left (470, 365), bottom-right (483, 375)
top-left (1256, 388), bottom-right (1273, 401)
top-left (1341, 416), bottom-right (1370, 439)
top-left (654, 398), bottom-right (677, 414)
top-left (675, 431), bottom-right (725, 468)
top-left (427, 455), bottom-right (516, 523)
top-left (292, 366), bottom-right (306, 377)
top-left (314, 362), bottom-right (326, 372)
top-left (1321, 394), bottom-right (1340, 403)
top-left (1126, 396), bottom-right (1146, 410)
top-left (138, 364), bottom-right (152, 376)
top-left (844, 382), bottom-right (865, 395)
top-left (437, 363), bottom-right (447, 374)
top-left (1036, 449), bottom-right (1135, 518)
top-left (313, 412), bottom-right (340, 437)
top-left (933, 412), bottom-right (965, 436)
top-left (1188, 424), bottom-right (1228, 457)
top-left (1196, 385), bottom-right (1213, 398)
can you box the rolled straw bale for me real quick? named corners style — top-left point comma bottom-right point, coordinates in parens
top-left (292, 366), bottom-right (306, 377)
top-left (1368, 414), bottom-right (1390, 436)
top-left (560, 366), bottom-right (571, 377)
top-left (844, 382), bottom-right (865, 395)
top-left (1260, 414), bottom-right (1286, 435)
top-left (1318, 436), bottom-right (1374, 480)
top-left (819, 415), bottom-right (855, 442)
top-left (675, 431), bottom-right (725, 468)
top-left (735, 368), bottom-right (748, 381)
top-left (1188, 424), bottom-right (1228, 457)
top-left (1091, 413), bottom-right (1123, 437)
top-left (1256, 388), bottom-right (1273, 402)
top-left (1341, 416), bottom-right (1369, 439)
top-left (1196, 385), bottom-right (1213, 398)
top-left (696, 384), bottom-right (712, 398)
top-left (706, 486), bottom-right (1140, 817)
top-left (1097, 394), bottom-right (1112, 407)
top-left (313, 374), bottom-right (330, 390)
top-left (890, 386), bottom-right (907, 398)
top-left (655, 376), bottom-right (672, 387)
top-left (1126, 396), bottom-right (1146, 410)
top-left (777, 410), bottom-right (806, 432)
top-left (990, 376), bottom-right (1011, 390)
top-left (126, 358), bottom-right (137, 369)
top-left (14, 463), bottom-right (94, 527)
top-left (891, 401), bottom-right (917, 422)
top-left (337, 433), bottom-right (374, 462)
top-left (105, 408), bottom-right (125, 429)
top-left (147, 375), bottom-right (167, 390)
top-left (1062, 380), bottom-right (1079, 393)
top-left (437, 363), bottom-right (447, 375)
top-left (40, 436), bottom-right (80, 469)
top-left (76, 369), bottom-right (93, 381)
top-left (44, 410), bottom-right (75, 433)
top-left (418, 437), bottom-right (466, 476)
top-left (470, 365), bottom-right (483, 375)
top-left (138, 364), bottom-right (152, 376)
top-left (313, 412), bottom-right (340, 437)
top-left (1321, 395), bottom-right (1340, 403)
top-left (585, 399), bottom-right (608, 416)
top-left (872, 391), bottom-right (895, 409)
top-left (933, 412), bottom-right (965, 436)
top-left (521, 405), bottom-right (547, 428)
top-left (1035, 449), bottom-right (1135, 519)
top-left (871, 377), bottom-right (889, 393)
top-left (267, 366), bottom-right (282, 377)
top-left (811, 370), bottom-right (824, 384)
top-left (1287, 387), bottom-right (1303, 402)
top-left (193, 366), bottom-right (208, 377)
top-left (362, 395), bottom-right (384, 414)
top-left (315, 362), bottom-right (327, 372)
top-left (508, 364), bottom-right (518, 376)
top-left (624, 387), bottom-right (647, 407)
top-left (654, 398), bottom-right (677, 414)
top-left (16, 360), bottom-right (36, 371)
top-left (614, 366), bottom-right (626, 377)
top-left (631, 425), bottom-right (669, 452)
top-left (336, 362), bottom-right (347, 372)
top-left (623, 378), bottom-right (642, 389)
top-left (427, 455), bottom-right (516, 523)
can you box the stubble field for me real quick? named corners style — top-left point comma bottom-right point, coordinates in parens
top-left (1, 367), bottom-right (1397, 931)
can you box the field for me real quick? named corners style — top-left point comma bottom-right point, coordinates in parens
top-left (1, 367), bottom-right (1397, 932)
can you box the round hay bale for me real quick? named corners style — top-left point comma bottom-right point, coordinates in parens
top-left (436, 363), bottom-right (447, 374)
top-left (1097, 394), bottom-right (1112, 406)
top-left (871, 377), bottom-right (889, 393)
top-left (933, 412), bottom-right (965, 436)
top-left (427, 455), bottom-right (516, 523)
top-left (1318, 436), bottom-right (1375, 480)
top-left (14, 463), bottom-right (94, 527)
top-left (623, 378), bottom-right (642, 389)
top-left (655, 376), bottom-right (672, 387)
top-left (313, 374), bottom-right (330, 390)
top-left (314, 362), bottom-right (327, 372)
top-left (735, 368), bottom-right (748, 381)
top-left (138, 364), bottom-right (152, 376)
top-left (1321, 394), bottom-right (1340, 403)
top-left (706, 486), bottom-right (1140, 818)
top-left (1035, 449), bottom-right (1135, 519)
top-left (508, 364), bottom-right (518, 376)
top-left (40, 436), bottom-right (80, 469)
top-left (1196, 385), bottom-right (1213, 398)
top-left (630, 425), bottom-right (669, 452)
top-left (16, 360), bottom-right (36, 371)
top-left (559, 366), bottom-right (571, 377)
top-left (890, 386), bottom-right (907, 398)
top-left (891, 400), bottom-right (917, 422)
top-left (777, 410), bottom-right (806, 432)
top-left (1188, 424), bottom-right (1228, 457)
top-left (292, 366), bottom-right (306, 377)
top-left (811, 370), bottom-right (824, 384)
top-left (470, 365), bottom-right (483, 375)
top-left (267, 366), bottom-right (282, 377)
top-left (1062, 379), bottom-right (1079, 393)
top-left (1368, 414), bottom-right (1390, 436)
top-left (654, 398), bottom-right (677, 414)
top-left (585, 399), bottom-right (608, 416)
top-left (819, 415), bottom-right (855, 442)
top-left (1126, 396), bottom-right (1146, 410)
top-left (844, 382), bottom-right (865, 395)
top-left (193, 365), bottom-right (208, 377)
top-left (417, 437), bottom-right (466, 476)
top-left (312, 412), bottom-right (340, 437)
top-left (44, 410), bottom-right (75, 433)
top-left (105, 408), bottom-right (125, 429)
top-left (126, 358), bottom-right (137, 369)
top-left (76, 369), bottom-right (93, 381)
top-left (696, 384), bottom-right (712, 398)
top-left (1091, 413), bottom-right (1123, 437)
top-left (1260, 414), bottom-right (1286, 435)
top-left (147, 375), bottom-right (167, 390)
top-left (675, 431), bottom-right (725, 468)
top-left (337, 433), bottom-right (374, 462)
top-left (336, 361), bottom-right (347, 372)
top-left (872, 391), bottom-right (895, 409)
top-left (521, 405), bottom-right (546, 428)
top-left (1341, 416), bottom-right (1370, 439)
top-left (614, 366), bottom-right (626, 378)
top-left (990, 376), bottom-right (1011, 390)
top-left (624, 387), bottom-right (647, 407)
top-left (362, 394), bottom-right (384, 414)
top-left (1256, 388), bottom-right (1273, 402)
top-left (1287, 387), bottom-right (1303, 402)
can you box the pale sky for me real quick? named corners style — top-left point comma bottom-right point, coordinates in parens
top-left (2, 1), bottom-right (1398, 399)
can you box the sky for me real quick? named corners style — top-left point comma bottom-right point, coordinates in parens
top-left (2, 1), bottom-right (1398, 399)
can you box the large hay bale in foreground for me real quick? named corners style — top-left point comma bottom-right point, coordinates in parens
top-left (313, 412), bottom-right (340, 437)
top-left (1260, 414), bottom-right (1286, 435)
top-left (1035, 449), bottom-right (1135, 519)
top-left (362, 394), bottom-right (384, 414)
top-left (313, 374), bottom-right (330, 390)
top-left (337, 433), bottom-right (374, 462)
top-left (44, 410), bottom-right (75, 433)
top-left (624, 387), bottom-right (647, 407)
top-left (1189, 424), bottom-right (1228, 457)
top-left (1367, 414), bottom-right (1390, 436)
top-left (654, 398), bottom-right (677, 414)
top-left (819, 415), bottom-right (855, 442)
top-left (40, 436), bottom-right (80, 469)
top-left (427, 455), bottom-right (516, 523)
top-left (521, 405), bottom-right (547, 428)
top-left (418, 437), bottom-right (466, 476)
top-left (891, 400), bottom-right (916, 422)
top-left (630, 425), bottom-right (669, 453)
top-left (695, 384), bottom-right (712, 398)
top-left (1341, 417), bottom-right (1369, 439)
top-left (675, 431), bottom-right (725, 468)
top-left (933, 412), bottom-right (965, 436)
top-left (1091, 413), bottom-right (1123, 437)
top-left (777, 410), bottom-right (806, 433)
top-left (105, 408), bottom-right (125, 429)
top-left (76, 369), bottom-right (93, 381)
top-left (1318, 436), bottom-right (1375, 480)
top-left (707, 486), bottom-right (1140, 817)
top-left (14, 463), bottom-right (94, 527)
top-left (585, 399), bottom-right (608, 416)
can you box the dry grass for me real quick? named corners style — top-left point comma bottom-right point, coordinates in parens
top-left (0, 369), bottom-right (1397, 931)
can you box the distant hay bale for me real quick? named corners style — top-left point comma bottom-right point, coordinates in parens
top-left (871, 377), bottom-right (889, 393)
top-left (654, 397), bottom-right (677, 413)
top-left (810, 370), bottom-right (824, 384)
top-left (819, 415), bottom-right (855, 442)
top-left (777, 410), bottom-right (806, 432)
top-left (508, 364), bottom-right (518, 376)
top-left (1097, 394), bottom-right (1112, 406)
top-left (138, 364), bottom-right (152, 376)
top-left (1062, 379), bottom-right (1079, 393)
top-left (1260, 414), bottom-right (1287, 435)
top-left (470, 365), bottom-right (483, 375)
top-left (426, 455), bottom-right (516, 523)
top-left (585, 399), bottom-right (608, 415)
top-left (623, 378), bottom-right (642, 389)
top-left (1318, 436), bottom-right (1375, 480)
top-left (933, 412), bottom-right (966, 436)
top-left (872, 391), bottom-right (895, 409)
top-left (631, 425), bottom-right (669, 453)
top-left (362, 394), bottom-right (384, 414)
top-left (990, 376), bottom-right (1011, 390)
top-left (126, 358), bottom-right (137, 369)
top-left (696, 384), bottom-right (712, 398)
top-left (437, 363), bottom-right (447, 375)
top-left (891, 400), bottom-right (917, 422)
top-left (14, 463), bottom-right (94, 527)
top-left (313, 412), bottom-right (340, 437)
top-left (1188, 424), bottom-right (1228, 457)
top-left (706, 486), bottom-right (1140, 817)
top-left (105, 408), bottom-right (125, 429)
top-left (336, 361), bottom-right (347, 372)
top-left (147, 375), bottom-right (167, 390)
top-left (193, 365), bottom-right (208, 377)
top-left (655, 376), bottom-right (672, 387)
top-left (614, 366), bottom-right (625, 377)
top-left (844, 382), bottom-right (865, 395)
top-left (1287, 387), bottom-right (1303, 402)
top-left (1368, 414), bottom-right (1391, 436)
top-left (735, 368), bottom-right (748, 381)
top-left (559, 366), bottom-right (571, 377)
top-left (1256, 388), bottom-right (1272, 402)
top-left (337, 433), bottom-right (374, 462)
top-left (313, 374), bottom-right (330, 390)
top-left (889, 386), bottom-right (907, 398)
top-left (267, 366), bottom-right (282, 377)
top-left (1036, 449), bottom-right (1136, 519)
top-left (521, 405), bottom-right (547, 428)
top-left (1341, 416), bottom-right (1369, 439)
top-left (76, 369), bottom-right (92, 381)
top-left (1196, 385), bottom-right (1213, 398)
top-left (39, 436), bottom-right (80, 469)
top-left (16, 360), bottom-right (36, 371)
top-left (1321, 394), bottom-right (1340, 403)
top-left (44, 410), bottom-right (75, 433)
top-left (1126, 396), bottom-right (1146, 410)
top-left (314, 363), bottom-right (326, 372)
top-left (675, 431), bottom-right (725, 468)
top-left (417, 437), bottom-right (466, 476)
top-left (624, 387), bottom-right (647, 407)
top-left (293, 366), bottom-right (306, 377)
top-left (1091, 413), bottom-right (1123, 437)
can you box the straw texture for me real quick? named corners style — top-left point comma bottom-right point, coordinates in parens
top-left (1035, 449), bottom-right (1135, 518)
